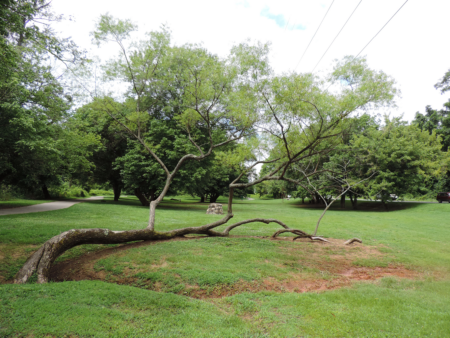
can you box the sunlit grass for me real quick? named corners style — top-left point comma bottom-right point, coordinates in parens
top-left (1, 195), bottom-right (450, 336)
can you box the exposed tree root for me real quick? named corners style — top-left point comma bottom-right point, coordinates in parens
top-left (308, 236), bottom-right (330, 243)
top-left (344, 238), bottom-right (362, 245)
top-left (271, 229), bottom-right (311, 239)
top-left (271, 229), bottom-right (330, 243)
top-left (206, 218), bottom-right (290, 237)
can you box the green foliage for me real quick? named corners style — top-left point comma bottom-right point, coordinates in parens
top-left (351, 117), bottom-right (449, 199)
top-left (89, 189), bottom-right (114, 196)
top-left (414, 100), bottom-right (450, 152)
top-left (0, 0), bottom-right (97, 197)
top-left (48, 184), bottom-right (90, 199)
top-left (0, 185), bottom-right (19, 201)
top-left (72, 98), bottom-right (129, 198)
top-left (435, 68), bottom-right (450, 94)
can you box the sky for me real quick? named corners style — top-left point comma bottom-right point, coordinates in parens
top-left (52, 0), bottom-right (450, 121)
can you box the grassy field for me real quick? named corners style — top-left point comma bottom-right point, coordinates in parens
top-left (0, 196), bottom-right (449, 337)
top-left (0, 199), bottom-right (55, 210)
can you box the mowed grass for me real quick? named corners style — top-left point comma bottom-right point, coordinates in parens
top-left (1, 196), bottom-right (450, 336)
top-left (0, 199), bottom-right (55, 209)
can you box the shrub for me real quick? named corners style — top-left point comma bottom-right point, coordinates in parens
top-left (48, 184), bottom-right (90, 199)
top-left (89, 189), bottom-right (114, 196)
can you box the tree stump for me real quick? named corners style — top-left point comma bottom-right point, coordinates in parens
top-left (206, 203), bottom-right (224, 215)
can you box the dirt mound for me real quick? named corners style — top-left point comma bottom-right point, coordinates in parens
top-left (49, 236), bottom-right (418, 298)
top-left (49, 237), bottom-right (201, 282)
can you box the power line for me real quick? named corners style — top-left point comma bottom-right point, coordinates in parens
top-left (295, 0), bottom-right (335, 71)
top-left (325, 0), bottom-right (409, 92)
top-left (354, 0), bottom-right (409, 58)
top-left (283, 17), bottom-right (291, 32)
top-left (312, 0), bottom-right (363, 72)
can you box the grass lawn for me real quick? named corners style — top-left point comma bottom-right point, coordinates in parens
top-left (0, 199), bottom-right (55, 210)
top-left (1, 196), bottom-right (449, 337)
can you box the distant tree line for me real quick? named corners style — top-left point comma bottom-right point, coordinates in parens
top-left (1, 1), bottom-right (448, 209)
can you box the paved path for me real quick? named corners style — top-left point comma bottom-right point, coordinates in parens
top-left (0, 196), bottom-right (104, 216)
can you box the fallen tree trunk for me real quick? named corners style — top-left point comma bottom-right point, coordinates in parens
top-left (14, 211), bottom-right (309, 284)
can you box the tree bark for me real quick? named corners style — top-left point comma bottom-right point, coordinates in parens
top-left (42, 184), bottom-right (51, 199)
top-left (209, 193), bottom-right (220, 203)
top-left (112, 184), bottom-right (121, 201)
top-left (349, 194), bottom-right (358, 210)
top-left (340, 194), bottom-right (346, 208)
top-left (134, 188), bottom-right (149, 206)
top-left (200, 195), bottom-right (205, 203)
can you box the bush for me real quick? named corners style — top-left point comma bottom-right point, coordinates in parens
top-left (0, 185), bottom-right (16, 201)
top-left (48, 184), bottom-right (90, 199)
top-left (89, 189), bottom-right (114, 196)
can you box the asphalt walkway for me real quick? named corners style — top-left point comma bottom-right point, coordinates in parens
top-left (0, 196), bottom-right (104, 216)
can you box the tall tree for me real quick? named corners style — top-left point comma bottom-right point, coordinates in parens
top-left (351, 117), bottom-right (449, 207)
top-left (0, 0), bottom-right (93, 197)
top-left (414, 101), bottom-right (450, 152)
top-left (15, 16), bottom-right (398, 283)
top-left (72, 98), bottom-right (128, 201)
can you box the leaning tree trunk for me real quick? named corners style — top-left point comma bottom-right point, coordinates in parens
top-left (134, 188), bottom-right (150, 206)
top-left (209, 193), bottom-right (220, 203)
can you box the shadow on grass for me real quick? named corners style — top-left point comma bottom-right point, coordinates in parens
top-left (87, 197), bottom-right (211, 213)
top-left (289, 200), bottom-right (424, 212)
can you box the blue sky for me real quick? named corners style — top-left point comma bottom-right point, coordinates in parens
top-left (260, 6), bottom-right (306, 31)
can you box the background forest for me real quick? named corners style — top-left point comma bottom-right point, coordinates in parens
top-left (1, 0), bottom-right (449, 206)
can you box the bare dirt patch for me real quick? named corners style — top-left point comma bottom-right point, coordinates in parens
top-left (49, 237), bottom-right (205, 282)
top-left (48, 236), bottom-right (419, 298)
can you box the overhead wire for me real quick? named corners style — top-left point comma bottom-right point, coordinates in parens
top-left (294, 0), bottom-right (335, 71)
top-left (283, 17), bottom-right (291, 32)
top-left (354, 0), bottom-right (409, 58)
top-left (312, 0), bottom-right (363, 72)
top-left (325, 0), bottom-right (409, 91)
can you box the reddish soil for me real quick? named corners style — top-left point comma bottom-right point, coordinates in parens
top-left (49, 236), bottom-right (202, 282)
top-left (47, 236), bottom-right (419, 299)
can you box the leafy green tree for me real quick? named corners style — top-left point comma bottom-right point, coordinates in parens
top-left (72, 98), bottom-right (128, 201)
top-left (15, 14), bottom-right (399, 283)
top-left (0, 0), bottom-right (92, 197)
top-left (414, 101), bottom-right (450, 151)
top-left (186, 153), bottom-right (253, 203)
top-left (411, 68), bottom-right (450, 192)
top-left (115, 118), bottom-right (216, 206)
top-left (351, 118), bottom-right (449, 208)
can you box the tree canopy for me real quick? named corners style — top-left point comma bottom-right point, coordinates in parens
top-left (8, 10), bottom-right (449, 285)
